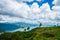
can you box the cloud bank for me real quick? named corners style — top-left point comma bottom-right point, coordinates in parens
top-left (0, 0), bottom-right (60, 25)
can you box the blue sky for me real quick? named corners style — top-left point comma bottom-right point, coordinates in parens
top-left (0, 0), bottom-right (60, 26)
top-left (24, 0), bottom-right (54, 9)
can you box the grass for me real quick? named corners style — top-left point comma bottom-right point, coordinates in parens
top-left (0, 26), bottom-right (60, 40)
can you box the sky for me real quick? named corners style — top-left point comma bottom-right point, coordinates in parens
top-left (0, 0), bottom-right (60, 25)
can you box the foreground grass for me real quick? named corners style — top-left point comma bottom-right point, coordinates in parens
top-left (0, 26), bottom-right (60, 40)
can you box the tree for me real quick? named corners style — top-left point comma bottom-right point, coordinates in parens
top-left (37, 21), bottom-right (42, 27)
top-left (39, 23), bottom-right (42, 27)
top-left (24, 29), bottom-right (26, 32)
top-left (27, 27), bottom-right (30, 30)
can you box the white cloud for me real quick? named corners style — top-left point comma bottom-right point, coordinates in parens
top-left (53, 0), bottom-right (60, 6)
top-left (0, 0), bottom-right (60, 25)
top-left (52, 0), bottom-right (60, 22)
top-left (52, 0), bottom-right (60, 12)
top-left (0, 15), bottom-right (38, 24)
top-left (31, 2), bottom-right (40, 13)
top-left (16, 0), bottom-right (33, 2)
top-left (0, 0), bottom-right (31, 18)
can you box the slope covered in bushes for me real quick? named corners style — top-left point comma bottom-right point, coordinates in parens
top-left (0, 26), bottom-right (60, 40)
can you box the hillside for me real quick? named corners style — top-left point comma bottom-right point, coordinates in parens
top-left (0, 26), bottom-right (60, 40)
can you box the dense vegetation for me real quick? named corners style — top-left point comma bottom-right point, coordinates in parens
top-left (0, 26), bottom-right (60, 40)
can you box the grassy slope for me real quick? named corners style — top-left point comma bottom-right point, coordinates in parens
top-left (0, 26), bottom-right (60, 40)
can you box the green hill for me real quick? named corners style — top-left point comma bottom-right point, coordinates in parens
top-left (0, 26), bottom-right (60, 40)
